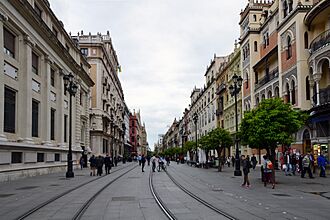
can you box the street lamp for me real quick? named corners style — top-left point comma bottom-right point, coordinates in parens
top-left (229, 73), bottom-right (243, 176)
top-left (63, 72), bottom-right (78, 178)
top-left (192, 112), bottom-right (198, 164)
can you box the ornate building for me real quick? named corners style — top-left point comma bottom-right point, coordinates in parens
top-left (0, 0), bottom-right (93, 181)
top-left (73, 31), bottom-right (125, 160)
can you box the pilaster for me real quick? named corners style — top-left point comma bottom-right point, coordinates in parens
top-left (41, 55), bottom-right (52, 145)
top-left (57, 69), bottom-right (65, 145)
top-left (0, 12), bottom-right (8, 141)
top-left (313, 72), bottom-right (322, 106)
top-left (18, 35), bottom-right (35, 143)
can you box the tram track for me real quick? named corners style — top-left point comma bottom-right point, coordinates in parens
top-left (16, 163), bottom-right (136, 220)
top-left (150, 166), bottom-right (238, 220)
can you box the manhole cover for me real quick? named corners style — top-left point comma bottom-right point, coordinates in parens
top-left (16, 186), bottom-right (39, 190)
top-left (112, 196), bottom-right (135, 201)
top-left (0, 194), bottom-right (14, 198)
top-left (272, 193), bottom-right (291, 197)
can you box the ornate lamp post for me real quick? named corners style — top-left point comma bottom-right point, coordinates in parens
top-left (229, 73), bottom-right (243, 176)
top-left (192, 112), bottom-right (198, 163)
top-left (63, 73), bottom-right (78, 178)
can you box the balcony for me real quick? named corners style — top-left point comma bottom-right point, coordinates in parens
top-left (310, 29), bottom-right (330, 54)
top-left (312, 86), bottom-right (330, 107)
top-left (216, 83), bottom-right (226, 95)
top-left (255, 67), bottom-right (278, 91)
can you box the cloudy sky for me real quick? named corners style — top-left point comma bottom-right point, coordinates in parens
top-left (49, 0), bottom-right (247, 149)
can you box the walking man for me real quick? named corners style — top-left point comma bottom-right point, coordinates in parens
top-left (301, 153), bottom-right (314, 178)
top-left (263, 155), bottom-right (275, 189)
top-left (147, 155), bottom-right (151, 166)
top-left (241, 155), bottom-right (251, 188)
top-left (96, 155), bottom-right (104, 176)
top-left (141, 154), bottom-right (146, 172)
top-left (151, 155), bottom-right (157, 172)
top-left (89, 155), bottom-right (96, 176)
top-left (317, 153), bottom-right (328, 177)
top-left (251, 154), bottom-right (257, 170)
top-left (104, 154), bottom-right (112, 174)
top-left (284, 152), bottom-right (292, 176)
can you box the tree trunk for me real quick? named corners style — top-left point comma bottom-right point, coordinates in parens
top-left (205, 149), bottom-right (209, 168)
top-left (270, 147), bottom-right (276, 184)
top-left (216, 148), bottom-right (223, 172)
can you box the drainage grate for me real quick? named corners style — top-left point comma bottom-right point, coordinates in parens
top-left (16, 186), bottom-right (39, 190)
top-left (112, 196), bottom-right (135, 201)
top-left (0, 194), bottom-right (14, 198)
top-left (272, 193), bottom-right (291, 197)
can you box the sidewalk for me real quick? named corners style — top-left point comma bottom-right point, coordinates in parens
top-left (0, 162), bottom-right (132, 220)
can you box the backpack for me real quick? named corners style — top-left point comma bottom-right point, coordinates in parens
top-left (266, 160), bottom-right (273, 169)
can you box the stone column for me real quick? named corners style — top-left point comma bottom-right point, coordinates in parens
top-left (313, 72), bottom-right (322, 106)
top-left (57, 69), bottom-right (64, 145)
top-left (309, 74), bottom-right (314, 106)
top-left (0, 12), bottom-right (8, 141)
top-left (18, 35), bottom-right (34, 143)
top-left (41, 55), bottom-right (52, 145)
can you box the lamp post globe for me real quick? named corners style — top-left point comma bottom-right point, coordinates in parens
top-left (64, 73), bottom-right (77, 178)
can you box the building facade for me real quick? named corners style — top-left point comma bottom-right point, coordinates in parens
top-left (0, 0), bottom-right (94, 181)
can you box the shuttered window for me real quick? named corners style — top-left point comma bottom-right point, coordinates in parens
top-left (4, 28), bottom-right (15, 58)
top-left (4, 87), bottom-right (16, 133)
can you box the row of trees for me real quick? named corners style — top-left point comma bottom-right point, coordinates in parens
top-left (161, 98), bottom-right (308, 182)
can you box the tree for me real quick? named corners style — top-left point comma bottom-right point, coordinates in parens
top-left (240, 98), bottom-right (308, 181)
top-left (207, 128), bottom-right (233, 171)
top-left (199, 134), bottom-right (214, 167)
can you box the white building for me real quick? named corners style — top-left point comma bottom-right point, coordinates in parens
top-left (0, 0), bottom-right (94, 181)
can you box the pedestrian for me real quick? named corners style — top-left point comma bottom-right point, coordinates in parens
top-left (226, 156), bottom-right (231, 167)
top-left (251, 154), bottom-right (257, 170)
top-left (301, 153), bottom-right (314, 179)
top-left (317, 153), bottom-right (328, 177)
top-left (310, 153), bottom-right (316, 174)
top-left (151, 155), bottom-right (157, 172)
top-left (291, 153), bottom-right (297, 176)
top-left (231, 155), bottom-right (235, 168)
top-left (241, 155), bottom-right (251, 188)
top-left (263, 155), bottom-right (275, 189)
top-left (284, 152), bottom-right (292, 176)
top-left (96, 155), bottom-right (104, 176)
top-left (89, 155), bottom-right (96, 176)
top-left (147, 155), bottom-right (151, 166)
top-left (104, 154), bottom-right (112, 174)
top-left (138, 155), bottom-right (142, 166)
top-left (114, 156), bottom-right (118, 167)
top-left (141, 154), bottom-right (146, 172)
top-left (79, 156), bottom-right (85, 170)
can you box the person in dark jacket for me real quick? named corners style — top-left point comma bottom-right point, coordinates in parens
top-left (317, 153), bottom-right (328, 177)
top-left (241, 155), bottom-right (251, 188)
top-left (141, 154), bottom-right (146, 172)
top-left (104, 154), bottom-right (112, 174)
top-left (89, 155), bottom-right (96, 176)
top-left (96, 155), bottom-right (104, 176)
top-left (251, 154), bottom-right (257, 170)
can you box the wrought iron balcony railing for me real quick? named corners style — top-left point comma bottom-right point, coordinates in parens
top-left (310, 29), bottom-right (330, 54)
top-left (255, 67), bottom-right (278, 91)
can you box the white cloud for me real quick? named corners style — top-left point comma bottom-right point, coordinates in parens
top-left (49, 0), bottom-right (247, 149)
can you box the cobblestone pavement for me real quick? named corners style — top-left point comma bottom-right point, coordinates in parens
top-left (0, 161), bottom-right (329, 220)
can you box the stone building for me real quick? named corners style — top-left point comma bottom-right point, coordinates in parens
top-left (129, 110), bottom-right (147, 156)
top-left (73, 31), bottom-right (125, 160)
top-left (0, 0), bottom-right (93, 181)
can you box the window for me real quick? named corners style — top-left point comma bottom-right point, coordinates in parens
top-left (32, 52), bottom-right (39, 75)
top-left (255, 71), bottom-right (258, 84)
top-left (65, 44), bottom-right (70, 52)
top-left (51, 68), bottom-right (55, 87)
top-left (288, 0), bottom-right (293, 13)
top-left (275, 87), bottom-right (280, 98)
top-left (245, 72), bottom-right (249, 89)
top-left (266, 33), bottom-right (269, 46)
top-left (80, 91), bottom-right (84, 106)
top-left (253, 14), bottom-right (257, 22)
top-left (103, 139), bottom-right (108, 153)
top-left (291, 80), bottom-right (296, 105)
top-left (32, 100), bottom-right (39, 137)
top-left (55, 153), bottom-right (60, 162)
top-left (283, 1), bottom-right (288, 18)
top-left (51, 108), bottom-right (55, 140)
top-left (37, 153), bottom-right (44, 162)
top-left (304, 32), bottom-right (309, 49)
top-left (306, 76), bottom-right (310, 100)
top-left (81, 121), bottom-right (86, 143)
top-left (4, 28), bottom-right (15, 58)
top-left (256, 97), bottom-right (260, 105)
top-left (287, 36), bottom-right (292, 59)
top-left (81, 48), bottom-right (88, 56)
top-left (34, 4), bottom-right (42, 18)
top-left (4, 87), bottom-right (16, 133)
top-left (52, 27), bottom-right (58, 38)
top-left (64, 114), bottom-right (68, 142)
top-left (254, 41), bottom-right (258, 52)
top-left (268, 90), bottom-right (272, 98)
top-left (11, 152), bottom-right (22, 163)
top-left (286, 83), bottom-right (290, 103)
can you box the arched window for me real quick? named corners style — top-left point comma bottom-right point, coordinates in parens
top-left (245, 72), bottom-right (249, 89)
top-left (254, 41), bottom-right (258, 52)
top-left (286, 83), bottom-right (290, 103)
top-left (304, 32), bottom-right (309, 49)
top-left (306, 76), bottom-right (310, 100)
top-left (291, 80), bottom-right (296, 105)
top-left (288, 0), bottom-right (293, 13)
top-left (253, 14), bottom-right (257, 22)
top-left (268, 90), bottom-right (272, 98)
top-left (256, 97), bottom-right (260, 105)
top-left (261, 94), bottom-right (265, 100)
top-left (275, 86), bottom-right (279, 98)
top-left (287, 36), bottom-right (292, 59)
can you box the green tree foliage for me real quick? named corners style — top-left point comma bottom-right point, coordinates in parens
top-left (239, 98), bottom-right (308, 180)
top-left (184, 141), bottom-right (196, 161)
